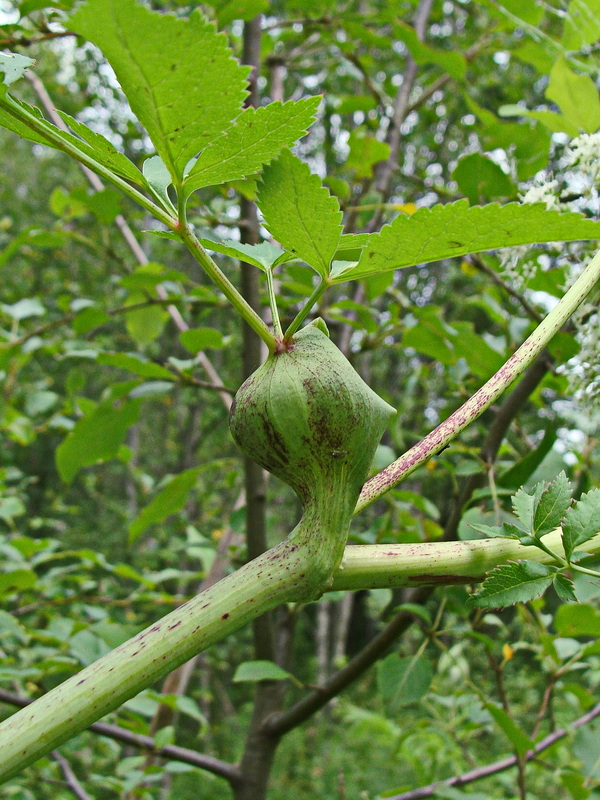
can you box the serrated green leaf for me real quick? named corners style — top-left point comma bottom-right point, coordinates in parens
top-left (512, 484), bottom-right (542, 532)
top-left (336, 201), bottom-right (600, 281)
top-left (257, 149), bottom-right (343, 277)
top-left (0, 88), bottom-right (146, 182)
top-left (469, 523), bottom-right (516, 539)
top-left (562, 488), bottom-right (600, 561)
top-left (546, 56), bottom-right (600, 134)
top-left (129, 467), bottom-right (202, 543)
top-left (484, 702), bottom-right (533, 757)
top-left (0, 52), bottom-right (35, 86)
top-left (57, 111), bottom-right (143, 184)
top-left (68, 0), bottom-right (250, 185)
top-left (179, 327), bottom-right (225, 353)
top-left (56, 400), bottom-right (140, 484)
top-left (232, 660), bottom-right (293, 683)
top-left (199, 238), bottom-right (293, 272)
top-left (469, 560), bottom-right (555, 609)
top-left (0, 88), bottom-right (61, 145)
top-left (553, 574), bottom-right (577, 603)
top-left (184, 97), bottom-right (320, 194)
top-left (533, 471), bottom-right (572, 537)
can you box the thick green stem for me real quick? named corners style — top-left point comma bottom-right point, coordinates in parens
top-left (356, 248), bottom-right (600, 513)
top-left (331, 530), bottom-right (600, 591)
top-left (176, 224), bottom-right (277, 351)
top-left (0, 534), bottom-right (321, 783)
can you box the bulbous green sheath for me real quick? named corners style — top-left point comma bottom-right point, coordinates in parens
top-left (230, 323), bottom-right (396, 597)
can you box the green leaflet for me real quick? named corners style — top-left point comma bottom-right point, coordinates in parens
top-left (68, 0), bottom-right (250, 186)
top-left (562, 488), bottom-right (600, 560)
top-left (128, 467), bottom-right (203, 543)
top-left (184, 98), bottom-right (320, 195)
top-left (58, 112), bottom-right (143, 185)
top-left (199, 238), bottom-right (293, 272)
top-left (0, 52), bottom-right (35, 86)
top-left (335, 201), bottom-right (600, 281)
top-left (56, 400), bottom-right (141, 484)
top-left (257, 150), bottom-right (343, 278)
top-left (468, 560), bottom-right (555, 609)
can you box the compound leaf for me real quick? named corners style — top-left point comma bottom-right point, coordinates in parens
top-left (69, 0), bottom-right (250, 185)
top-left (469, 560), bottom-right (555, 609)
top-left (336, 201), bottom-right (600, 281)
top-left (184, 97), bottom-right (320, 194)
top-left (562, 488), bottom-right (600, 561)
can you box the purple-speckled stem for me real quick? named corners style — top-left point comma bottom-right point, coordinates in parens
top-left (354, 249), bottom-right (600, 514)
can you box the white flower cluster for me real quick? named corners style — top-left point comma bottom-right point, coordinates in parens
top-left (568, 301), bottom-right (600, 412)
top-left (519, 178), bottom-right (561, 210)
top-left (499, 245), bottom-right (535, 287)
top-left (495, 135), bottom-right (600, 426)
top-left (565, 132), bottom-right (600, 179)
top-left (499, 179), bottom-right (563, 287)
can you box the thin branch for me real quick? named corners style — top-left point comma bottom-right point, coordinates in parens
top-left (384, 700), bottom-right (600, 800)
top-left (262, 587), bottom-right (430, 736)
top-left (470, 255), bottom-right (543, 323)
top-left (0, 689), bottom-right (241, 785)
top-left (372, 0), bottom-right (434, 204)
top-left (0, 31), bottom-right (73, 48)
top-left (6, 297), bottom-right (182, 347)
top-left (356, 246), bottom-right (600, 513)
top-left (440, 352), bottom-right (551, 543)
top-left (51, 751), bottom-right (94, 800)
